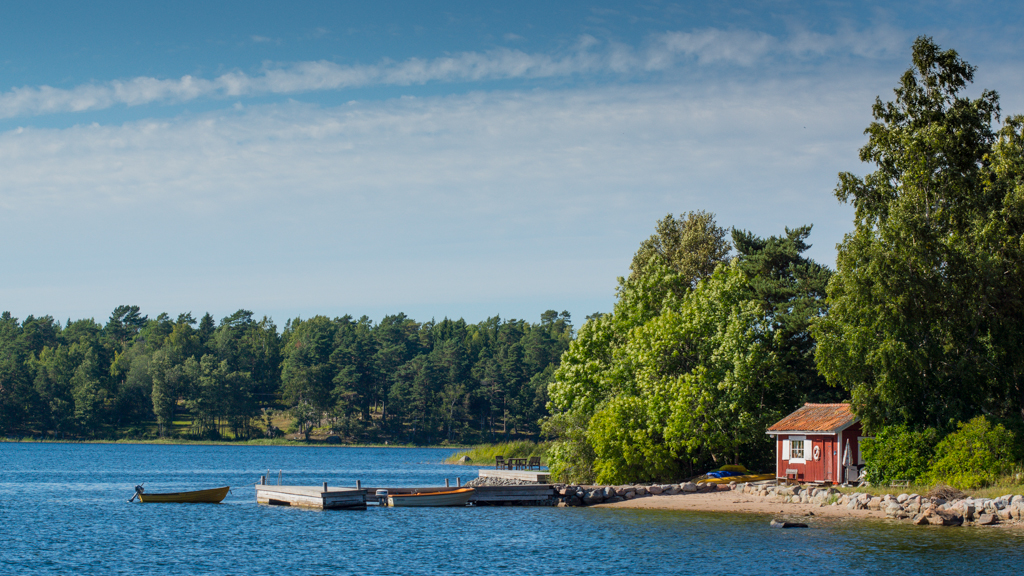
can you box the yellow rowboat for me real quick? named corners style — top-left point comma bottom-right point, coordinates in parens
top-left (700, 473), bottom-right (775, 485)
top-left (387, 487), bottom-right (474, 507)
top-left (136, 486), bottom-right (230, 503)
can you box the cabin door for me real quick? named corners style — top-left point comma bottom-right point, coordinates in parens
top-left (823, 439), bottom-right (833, 483)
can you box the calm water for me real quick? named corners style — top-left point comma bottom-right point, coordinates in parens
top-left (0, 443), bottom-right (1021, 575)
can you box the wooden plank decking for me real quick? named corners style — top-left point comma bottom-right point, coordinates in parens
top-left (470, 485), bottom-right (554, 503)
top-left (255, 484), bottom-right (555, 508)
top-left (477, 469), bottom-right (551, 483)
top-left (255, 485), bottom-right (368, 510)
top-left (362, 484), bottom-right (554, 503)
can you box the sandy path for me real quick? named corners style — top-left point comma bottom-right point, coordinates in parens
top-left (594, 490), bottom-right (887, 520)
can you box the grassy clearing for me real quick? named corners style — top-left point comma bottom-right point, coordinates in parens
top-left (444, 440), bottom-right (551, 466)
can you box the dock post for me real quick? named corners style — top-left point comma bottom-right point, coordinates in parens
top-left (445, 478), bottom-right (450, 488)
top-left (323, 482), bottom-right (328, 492)
top-left (260, 476), bottom-right (266, 485)
top-left (278, 470), bottom-right (282, 485)
top-left (356, 480), bottom-right (361, 489)
top-left (457, 477), bottom-right (461, 487)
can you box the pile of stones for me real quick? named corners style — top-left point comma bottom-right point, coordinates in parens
top-left (464, 476), bottom-right (537, 487)
top-left (741, 482), bottom-right (1024, 527)
top-left (741, 483), bottom-right (843, 505)
top-left (552, 481), bottom-right (725, 507)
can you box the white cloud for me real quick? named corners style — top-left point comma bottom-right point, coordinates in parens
top-left (652, 29), bottom-right (777, 67)
top-left (1, 75), bottom-right (885, 322)
top-left (0, 27), bottom-right (905, 120)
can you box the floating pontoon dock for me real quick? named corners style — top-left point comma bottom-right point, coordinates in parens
top-left (362, 484), bottom-right (555, 505)
top-left (255, 484), bottom-right (368, 510)
top-left (254, 481), bottom-right (554, 509)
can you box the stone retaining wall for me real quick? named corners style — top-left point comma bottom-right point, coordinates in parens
top-left (551, 481), bottom-right (725, 506)
top-left (739, 482), bottom-right (1024, 527)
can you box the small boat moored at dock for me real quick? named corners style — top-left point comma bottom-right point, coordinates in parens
top-left (387, 487), bottom-right (474, 507)
top-left (131, 485), bottom-right (230, 503)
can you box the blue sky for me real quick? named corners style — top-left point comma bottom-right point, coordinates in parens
top-left (2, 1), bottom-right (1022, 327)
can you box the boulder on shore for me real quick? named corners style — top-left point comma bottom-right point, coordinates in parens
top-left (916, 509), bottom-right (964, 527)
top-left (770, 520), bottom-right (808, 528)
top-left (976, 513), bottom-right (997, 525)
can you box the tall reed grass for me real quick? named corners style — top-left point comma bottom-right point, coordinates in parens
top-left (445, 441), bottom-right (551, 465)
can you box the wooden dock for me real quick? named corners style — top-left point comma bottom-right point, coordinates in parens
top-left (255, 485), bottom-right (368, 510)
top-left (470, 485), bottom-right (553, 504)
top-left (477, 469), bottom-right (551, 483)
top-left (254, 484), bottom-right (555, 508)
top-left (361, 484), bottom-right (555, 505)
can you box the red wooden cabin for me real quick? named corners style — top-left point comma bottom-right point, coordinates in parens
top-left (766, 403), bottom-right (864, 484)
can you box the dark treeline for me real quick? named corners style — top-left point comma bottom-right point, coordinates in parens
top-left (0, 306), bottom-right (573, 444)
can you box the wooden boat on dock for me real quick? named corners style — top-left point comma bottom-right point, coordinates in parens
top-left (134, 486), bottom-right (230, 503)
top-left (386, 487), bottom-right (474, 507)
top-left (699, 473), bottom-right (775, 484)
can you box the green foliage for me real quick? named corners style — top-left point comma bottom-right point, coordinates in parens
top-left (926, 416), bottom-right (1018, 489)
top-left (732, 226), bottom-right (837, 404)
top-left (541, 410), bottom-right (595, 484)
top-left (546, 211), bottom-right (828, 483)
top-left (1, 305), bottom-right (571, 444)
top-left (629, 211), bottom-right (731, 288)
top-left (588, 394), bottom-right (680, 484)
top-left (861, 425), bottom-right (939, 485)
top-left (813, 37), bottom-right (1024, 429)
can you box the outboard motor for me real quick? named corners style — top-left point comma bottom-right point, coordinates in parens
top-left (127, 484), bottom-right (145, 503)
top-left (375, 489), bottom-right (388, 506)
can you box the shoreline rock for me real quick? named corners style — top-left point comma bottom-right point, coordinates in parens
top-left (468, 473), bottom-right (1023, 527)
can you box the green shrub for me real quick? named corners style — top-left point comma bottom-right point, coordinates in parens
top-left (861, 425), bottom-right (939, 484)
top-left (926, 416), bottom-right (1017, 489)
top-left (541, 411), bottom-right (596, 484)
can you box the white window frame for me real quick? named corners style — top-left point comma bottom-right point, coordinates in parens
top-left (789, 435), bottom-right (807, 464)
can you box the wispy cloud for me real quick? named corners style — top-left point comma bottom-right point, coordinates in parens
top-left (0, 76), bottom-right (879, 321)
top-left (0, 27), bottom-right (906, 120)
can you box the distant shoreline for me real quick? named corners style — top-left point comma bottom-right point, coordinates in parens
top-left (0, 437), bottom-right (467, 449)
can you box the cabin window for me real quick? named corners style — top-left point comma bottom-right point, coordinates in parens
top-left (788, 435), bottom-right (807, 464)
top-left (791, 440), bottom-right (805, 460)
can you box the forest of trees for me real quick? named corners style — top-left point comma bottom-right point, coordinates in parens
top-left (542, 214), bottom-right (836, 484)
top-left (0, 307), bottom-right (572, 444)
top-left (3, 37), bottom-right (1022, 489)
top-left (542, 37), bottom-right (1024, 486)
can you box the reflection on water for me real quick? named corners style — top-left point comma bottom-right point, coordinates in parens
top-left (1, 443), bottom-right (1021, 575)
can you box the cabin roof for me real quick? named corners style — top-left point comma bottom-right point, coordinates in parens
top-left (767, 403), bottom-right (856, 433)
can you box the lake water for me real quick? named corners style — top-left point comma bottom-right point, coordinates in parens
top-left (1, 443), bottom-right (1021, 575)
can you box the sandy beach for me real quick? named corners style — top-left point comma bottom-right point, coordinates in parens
top-left (594, 489), bottom-right (887, 520)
